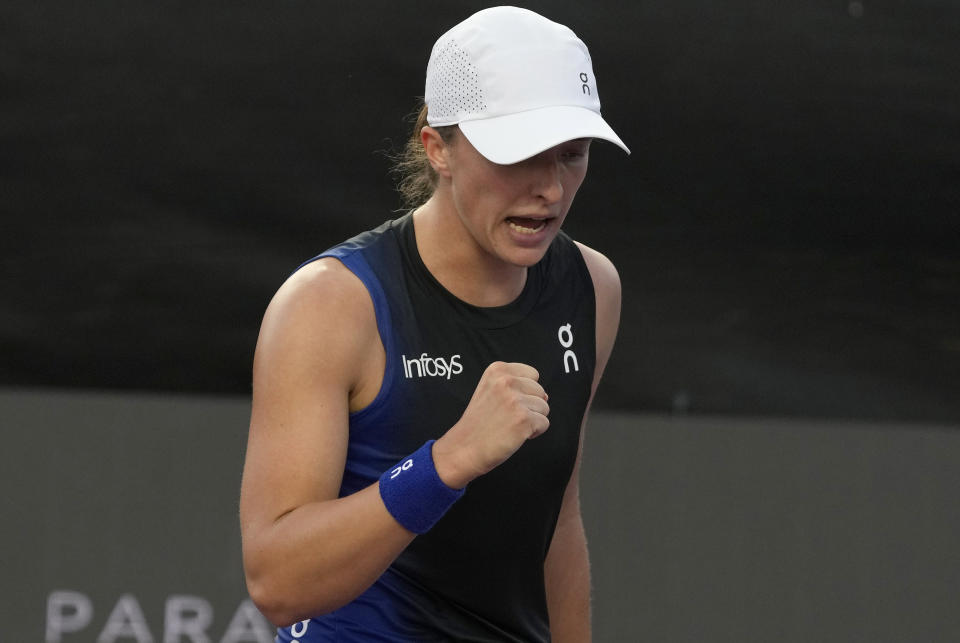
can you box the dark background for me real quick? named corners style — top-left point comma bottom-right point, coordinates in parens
top-left (4, 0), bottom-right (959, 423)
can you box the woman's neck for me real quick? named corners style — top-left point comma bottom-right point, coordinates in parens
top-left (412, 201), bottom-right (527, 308)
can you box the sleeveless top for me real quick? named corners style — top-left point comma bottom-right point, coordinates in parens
top-left (276, 213), bottom-right (596, 642)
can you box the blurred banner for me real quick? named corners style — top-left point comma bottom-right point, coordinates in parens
top-left (4, 390), bottom-right (268, 642)
top-left (4, 390), bottom-right (959, 642)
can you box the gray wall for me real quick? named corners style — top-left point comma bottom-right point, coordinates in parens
top-left (583, 413), bottom-right (960, 642)
top-left (4, 390), bottom-right (958, 642)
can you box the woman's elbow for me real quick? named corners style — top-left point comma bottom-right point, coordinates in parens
top-left (242, 548), bottom-right (301, 627)
top-left (244, 565), bottom-right (350, 627)
top-left (245, 570), bottom-right (294, 627)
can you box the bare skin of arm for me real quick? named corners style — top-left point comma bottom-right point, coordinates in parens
top-left (239, 258), bottom-right (415, 626)
top-left (544, 242), bottom-right (622, 642)
top-left (240, 258), bottom-right (551, 626)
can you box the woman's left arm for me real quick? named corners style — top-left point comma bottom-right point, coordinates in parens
top-left (544, 242), bottom-right (622, 642)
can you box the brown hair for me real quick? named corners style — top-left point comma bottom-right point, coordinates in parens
top-left (392, 103), bottom-right (458, 209)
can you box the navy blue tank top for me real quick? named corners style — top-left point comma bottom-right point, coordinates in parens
top-left (276, 213), bottom-right (596, 642)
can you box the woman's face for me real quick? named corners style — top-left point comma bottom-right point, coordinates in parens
top-left (442, 131), bottom-right (592, 268)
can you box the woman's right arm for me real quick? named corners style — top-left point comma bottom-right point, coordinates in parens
top-left (239, 258), bottom-right (416, 626)
top-left (240, 257), bottom-right (556, 626)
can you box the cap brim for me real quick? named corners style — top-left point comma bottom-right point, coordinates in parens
top-left (457, 105), bottom-right (630, 165)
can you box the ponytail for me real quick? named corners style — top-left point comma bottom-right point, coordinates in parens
top-left (392, 104), bottom-right (457, 209)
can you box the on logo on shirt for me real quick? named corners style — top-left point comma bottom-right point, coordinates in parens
top-left (558, 324), bottom-right (579, 374)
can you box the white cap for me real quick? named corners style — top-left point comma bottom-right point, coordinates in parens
top-left (425, 6), bottom-right (630, 165)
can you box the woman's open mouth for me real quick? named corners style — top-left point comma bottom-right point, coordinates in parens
top-left (506, 217), bottom-right (548, 235)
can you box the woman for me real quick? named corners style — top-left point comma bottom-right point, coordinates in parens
top-left (240, 7), bottom-right (629, 642)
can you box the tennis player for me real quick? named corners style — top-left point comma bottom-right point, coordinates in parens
top-left (239, 6), bottom-right (629, 641)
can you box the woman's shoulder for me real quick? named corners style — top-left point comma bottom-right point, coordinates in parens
top-left (260, 257), bottom-right (380, 362)
top-left (276, 257), bottom-right (370, 313)
top-left (572, 241), bottom-right (621, 375)
top-left (571, 240), bottom-right (621, 298)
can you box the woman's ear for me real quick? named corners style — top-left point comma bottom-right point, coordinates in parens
top-left (421, 127), bottom-right (453, 178)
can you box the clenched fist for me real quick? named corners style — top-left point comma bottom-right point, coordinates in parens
top-left (432, 361), bottom-right (549, 489)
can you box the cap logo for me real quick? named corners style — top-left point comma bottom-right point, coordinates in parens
top-left (580, 72), bottom-right (591, 95)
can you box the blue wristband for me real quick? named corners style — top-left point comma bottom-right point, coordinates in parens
top-left (378, 440), bottom-right (466, 534)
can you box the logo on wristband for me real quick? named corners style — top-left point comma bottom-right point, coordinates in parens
top-left (390, 458), bottom-right (414, 479)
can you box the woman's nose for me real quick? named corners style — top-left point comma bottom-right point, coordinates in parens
top-left (530, 155), bottom-right (564, 203)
